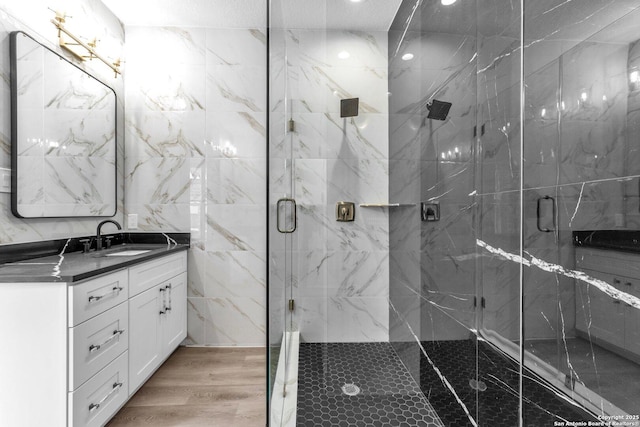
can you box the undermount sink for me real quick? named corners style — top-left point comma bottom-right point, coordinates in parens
top-left (104, 250), bottom-right (151, 257)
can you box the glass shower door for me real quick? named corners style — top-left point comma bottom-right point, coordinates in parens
top-left (521, 2), bottom-right (640, 422)
top-left (268, 5), bottom-right (297, 423)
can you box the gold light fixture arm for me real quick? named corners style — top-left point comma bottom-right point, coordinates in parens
top-left (50, 15), bottom-right (121, 78)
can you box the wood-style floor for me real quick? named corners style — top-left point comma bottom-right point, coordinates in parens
top-left (107, 347), bottom-right (266, 427)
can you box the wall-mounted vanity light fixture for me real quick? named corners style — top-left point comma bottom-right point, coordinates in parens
top-left (50, 10), bottom-right (121, 78)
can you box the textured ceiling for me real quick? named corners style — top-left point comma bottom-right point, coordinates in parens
top-left (100, 0), bottom-right (402, 30)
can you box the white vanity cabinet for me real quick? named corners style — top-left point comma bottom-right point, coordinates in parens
top-left (0, 250), bottom-right (187, 427)
top-left (128, 256), bottom-right (187, 392)
top-left (575, 247), bottom-right (640, 362)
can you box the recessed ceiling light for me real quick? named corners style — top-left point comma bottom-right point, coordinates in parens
top-left (441, 0), bottom-right (457, 5)
top-left (401, 53), bottom-right (414, 61)
top-left (350, 0), bottom-right (364, 2)
top-left (338, 51), bottom-right (350, 59)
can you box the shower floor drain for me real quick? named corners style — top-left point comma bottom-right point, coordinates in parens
top-left (341, 383), bottom-right (361, 396)
top-left (469, 379), bottom-right (487, 392)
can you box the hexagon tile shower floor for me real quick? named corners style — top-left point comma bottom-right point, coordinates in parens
top-left (296, 341), bottom-right (596, 426)
top-left (296, 342), bottom-right (443, 426)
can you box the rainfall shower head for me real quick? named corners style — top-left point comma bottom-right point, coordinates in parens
top-left (340, 98), bottom-right (359, 118)
top-left (426, 99), bottom-right (452, 121)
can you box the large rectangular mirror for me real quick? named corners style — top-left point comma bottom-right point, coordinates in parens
top-left (10, 31), bottom-right (117, 218)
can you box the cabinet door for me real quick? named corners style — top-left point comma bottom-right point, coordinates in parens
top-left (625, 304), bottom-right (640, 354)
top-left (575, 269), bottom-right (625, 348)
top-left (129, 284), bottom-right (163, 393)
top-left (162, 272), bottom-right (187, 357)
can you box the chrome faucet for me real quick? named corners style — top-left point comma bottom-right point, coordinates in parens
top-left (96, 220), bottom-right (122, 250)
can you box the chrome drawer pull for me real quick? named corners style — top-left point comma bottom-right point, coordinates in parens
top-left (88, 286), bottom-right (124, 303)
top-left (88, 382), bottom-right (123, 412)
top-left (89, 329), bottom-right (125, 353)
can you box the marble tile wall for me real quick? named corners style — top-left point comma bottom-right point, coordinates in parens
top-left (269, 28), bottom-right (390, 343)
top-left (124, 26), bottom-right (267, 346)
top-left (0, 1), bottom-right (125, 243)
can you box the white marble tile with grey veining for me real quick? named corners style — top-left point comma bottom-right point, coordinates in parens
top-left (294, 297), bottom-right (328, 342)
top-left (42, 110), bottom-right (116, 158)
top-left (44, 156), bottom-right (114, 204)
top-left (292, 113), bottom-right (388, 161)
top-left (16, 156), bottom-right (43, 204)
top-left (204, 250), bottom-right (266, 299)
top-left (206, 65), bottom-right (266, 113)
top-left (293, 159), bottom-right (327, 206)
top-left (206, 111), bottom-right (266, 158)
top-left (326, 158), bottom-right (389, 203)
top-left (187, 247), bottom-right (206, 298)
top-left (206, 204), bottom-right (266, 252)
top-left (291, 250), bottom-right (329, 297)
top-left (185, 297), bottom-right (206, 345)
top-left (126, 157), bottom-right (190, 205)
top-left (126, 203), bottom-right (191, 231)
top-left (206, 28), bottom-right (266, 67)
top-left (327, 297), bottom-right (389, 342)
top-left (207, 158), bottom-right (266, 205)
top-left (204, 297), bottom-right (266, 346)
top-left (326, 251), bottom-right (389, 297)
top-left (296, 29), bottom-right (388, 69)
top-left (125, 111), bottom-right (206, 159)
top-left (326, 205), bottom-right (389, 252)
top-left (294, 64), bottom-right (388, 115)
top-left (125, 64), bottom-right (206, 112)
top-left (291, 204), bottom-right (331, 251)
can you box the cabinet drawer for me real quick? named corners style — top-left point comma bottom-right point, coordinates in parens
top-left (128, 252), bottom-right (186, 297)
top-left (69, 351), bottom-right (128, 427)
top-left (69, 301), bottom-right (128, 391)
top-left (69, 270), bottom-right (128, 327)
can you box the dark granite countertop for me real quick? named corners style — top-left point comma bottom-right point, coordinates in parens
top-left (0, 233), bottom-right (189, 283)
top-left (573, 230), bottom-right (640, 253)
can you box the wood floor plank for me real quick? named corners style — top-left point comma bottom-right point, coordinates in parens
top-left (106, 347), bottom-right (266, 427)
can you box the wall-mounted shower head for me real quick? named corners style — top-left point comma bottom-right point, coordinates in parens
top-left (340, 97), bottom-right (359, 117)
top-left (426, 99), bottom-right (452, 120)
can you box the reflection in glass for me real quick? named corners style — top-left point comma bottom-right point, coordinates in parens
top-left (11, 31), bottom-right (117, 218)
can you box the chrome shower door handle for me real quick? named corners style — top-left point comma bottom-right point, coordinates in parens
top-left (277, 198), bottom-right (297, 233)
top-left (536, 195), bottom-right (556, 232)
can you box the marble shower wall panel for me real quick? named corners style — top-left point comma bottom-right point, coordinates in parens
top-left (278, 28), bottom-right (390, 343)
top-left (0, 1), bottom-right (124, 242)
top-left (125, 26), bottom-right (267, 346)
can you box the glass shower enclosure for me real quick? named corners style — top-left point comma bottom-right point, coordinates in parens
top-left (268, 0), bottom-right (640, 425)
